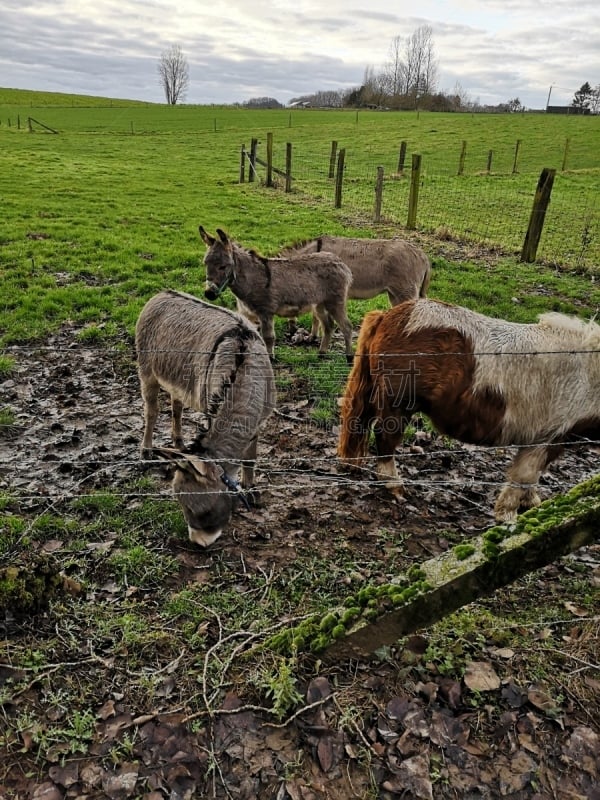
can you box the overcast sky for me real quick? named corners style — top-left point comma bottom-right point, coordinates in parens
top-left (1, 0), bottom-right (598, 108)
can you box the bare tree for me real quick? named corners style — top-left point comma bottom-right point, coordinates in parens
top-left (385, 35), bottom-right (406, 100)
top-left (378, 26), bottom-right (438, 107)
top-left (590, 85), bottom-right (600, 115)
top-left (403, 25), bottom-right (438, 103)
top-left (361, 65), bottom-right (387, 107)
top-left (158, 45), bottom-right (189, 105)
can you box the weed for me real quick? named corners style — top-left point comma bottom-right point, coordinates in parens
top-left (0, 355), bottom-right (15, 376)
top-left (0, 407), bottom-right (16, 428)
top-left (257, 655), bottom-right (304, 720)
top-left (108, 544), bottom-right (178, 587)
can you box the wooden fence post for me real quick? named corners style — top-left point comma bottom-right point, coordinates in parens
top-left (406, 154), bottom-right (422, 229)
top-left (334, 148), bottom-right (346, 209)
top-left (512, 139), bottom-right (522, 174)
top-left (285, 143), bottom-right (292, 193)
top-left (457, 140), bottom-right (467, 175)
top-left (328, 141), bottom-right (338, 179)
top-left (374, 166), bottom-right (384, 222)
top-left (239, 145), bottom-right (246, 183)
top-left (520, 167), bottom-right (556, 263)
top-left (266, 132), bottom-right (273, 188)
top-left (397, 141), bottom-right (407, 174)
top-left (562, 138), bottom-right (570, 172)
top-left (487, 150), bottom-right (493, 173)
top-left (248, 138), bottom-right (258, 183)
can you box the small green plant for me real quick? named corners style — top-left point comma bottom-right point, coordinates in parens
top-left (0, 406), bottom-right (16, 427)
top-left (0, 354), bottom-right (15, 376)
top-left (108, 544), bottom-right (177, 587)
top-left (259, 656), bottom-right (304, 720)
top-left (107, 729), bottom-right (138, 765)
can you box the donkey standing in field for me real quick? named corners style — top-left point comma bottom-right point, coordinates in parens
top-left (338, 298), bottom-right (600, 521)
top-left (280, 234), bottom-right (432, 337)
top-left (200, 226), bottom-right (354, 362)
top-left (136, 290), bottom-right (276, 547)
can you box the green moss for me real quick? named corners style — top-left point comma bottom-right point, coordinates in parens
top-left (454, 544), bottom-right (476, 561)
top-left (484, 529), bottom-right (506, 544)
top-left (482, 541), bottom-right (501, 559)
top-left (407, 566), bottom-right (427, 582)
top-left (0, 559), bottom-right (64, 615)
top-left (319, 613), bottom-right (338, 633)
top-left (265, 476), bottom-right (600, 657)
top-left (331, 625), bottom-right (346, 639)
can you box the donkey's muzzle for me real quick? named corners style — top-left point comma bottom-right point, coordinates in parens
top-left (205, 285), bottom-right (219, 301)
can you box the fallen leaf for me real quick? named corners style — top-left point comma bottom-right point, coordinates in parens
top-left (564, 601), bottom-right (589, 617)
top-left (492, 647), bottom-right (515, 659)
top-left (383, 754), bottom-right (433, 800)
top-left (527, 685), bottom-right (561, 716)
top-left (306, 676), bottom-right (332, 704)
top-left (317, 736), bottom-right (334, 773)
top-left (501, 682), bottom-right (527, 708)
top-left (464, 661), bottom-right (501, 692)
top-left (31, 782), bottom-right (62, 800)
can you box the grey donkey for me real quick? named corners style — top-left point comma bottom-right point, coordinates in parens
top-left (135, 290), bottom-right (276, 546)
top-left (200, 226), bottom-right (354, 362)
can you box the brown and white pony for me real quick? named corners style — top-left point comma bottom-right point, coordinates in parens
top-left (338, 299), bottom-right (600, 521)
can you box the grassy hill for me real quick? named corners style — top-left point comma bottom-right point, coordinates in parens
top-left (0, 86), bottom-right (153, 107)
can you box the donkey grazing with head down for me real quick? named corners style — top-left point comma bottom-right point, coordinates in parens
top-left (200, 226), bottom-right (354, 362)
top-left (136, 290), bottom-right (275, 547)
top-left (338, 298), bottom-right (600, 521)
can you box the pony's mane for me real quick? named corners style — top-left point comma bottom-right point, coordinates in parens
top-left (537, 311), bottom-right (600, 346)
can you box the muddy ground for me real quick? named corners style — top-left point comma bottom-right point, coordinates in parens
top-left (0, 320), bottom-right (599, 799)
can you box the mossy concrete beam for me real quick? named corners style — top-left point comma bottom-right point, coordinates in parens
top-left (322, 477), bottom-right (600, 661)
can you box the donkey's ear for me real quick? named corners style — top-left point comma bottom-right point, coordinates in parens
top-left (216, 228), bottom-right (229, 245)
top-left (198, 225), bottom-right (215, 246)
top-left (152, 447), bottom-right (220, 482)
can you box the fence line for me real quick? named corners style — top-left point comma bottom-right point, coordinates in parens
top-left (240, 133), bottom-right (599, 273)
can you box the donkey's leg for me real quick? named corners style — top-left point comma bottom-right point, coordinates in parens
top-left (310, 310), bottom-right (321, 339)
top-left (387, 289), bottom-right (401, 306)
top-left (259, 316), bottom-right (276, 358)
top-left (240, 435), bottom-right (258, 488)
top-left (140, 376), bottom-right (160, 456)
top-left (314, 305), bottom-right (334, 355)
top-left (494, 444), bottom-right (563, 522)
top-left (171, 397), bottom-right (184, 449)
top-left (329, 302), bottom-right (354, 364)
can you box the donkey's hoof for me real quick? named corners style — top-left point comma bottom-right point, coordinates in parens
top-left (141, 447), bottom-right (153, 460)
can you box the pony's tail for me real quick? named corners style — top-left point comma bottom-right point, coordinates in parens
top-left (419, 260), bottom-right (432, 298)
top-left (338, 310), bottom-right (385, 464)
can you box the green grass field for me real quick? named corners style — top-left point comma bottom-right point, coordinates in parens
top-left (1, 88), bottom-right (599, 346)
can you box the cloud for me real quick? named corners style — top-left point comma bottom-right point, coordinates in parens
top-left (0, 0), bottom-right (597, 106)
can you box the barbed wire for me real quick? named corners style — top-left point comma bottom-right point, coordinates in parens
top-left (2, 344), bottom-right (600, 357)
top-left (1, 446), bottom-right (597, 503)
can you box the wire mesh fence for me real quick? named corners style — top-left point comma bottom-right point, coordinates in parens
top-left (246, 135), bottom-right (599, 273)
